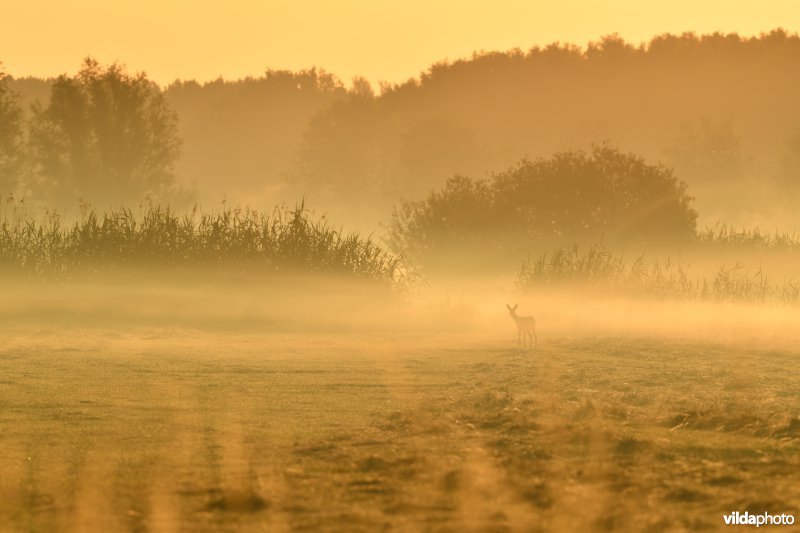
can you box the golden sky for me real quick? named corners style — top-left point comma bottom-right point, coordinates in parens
top-left (3, 0), bottom-right (799, 86)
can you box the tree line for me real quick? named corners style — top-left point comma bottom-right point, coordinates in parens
top-left (1, 59), bottom-right (182, 207)
top-left (285, 30), bottom-right (800, 227)
top-left (2, 30), bottom-right (799, 230)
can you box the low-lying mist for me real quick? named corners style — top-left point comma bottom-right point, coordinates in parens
top-left (3, 205), bottom-right (798, 532)
top-left (3, 271), bottom-right (799, 348)
top-left (1, 199), bottom-right (798, 347)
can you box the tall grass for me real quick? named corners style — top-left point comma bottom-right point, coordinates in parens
top-left (0, 201), bottom-right (410, 286)
top-left (697, 223), bottom-right (800, 252)
top-left (518, 243), bottom-right (800, 304)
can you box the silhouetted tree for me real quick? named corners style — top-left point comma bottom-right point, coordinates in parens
top-left (29, 58), bottom-right (182, 207)
top-left (0, 67), bottom-right (24, 195)
top-left (165, 68), bottom-right (347, 201)
top-left (666, 118), bottom-right (746, 186)
top-left (288, 102), bottom-right (483, 229)
top-left (7, 30), bottom-right (800, 226)
top-left (389, 146), bottom-right (698, 268)
top-left (290, 30), bottom-right (799, 228)
top-left (287, 93), bottom-right (403, 223)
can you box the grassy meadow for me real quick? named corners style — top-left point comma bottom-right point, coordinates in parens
top-left (5, 23), bottom-right (800, 532)
top-left (1, 276), bottom-right (799, 532)
top-left (1, 205), bottom-right (799, 531)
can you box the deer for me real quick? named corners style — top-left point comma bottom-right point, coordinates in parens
top-left (506, 304), bottom-right (537, 350)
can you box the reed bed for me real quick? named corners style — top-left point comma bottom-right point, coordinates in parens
top-left (518, 243), bottom-right (800, 304)
top-left (697, 223), bottom-right (800, 252)
top-left (0, 202), bottom-right (408, 286)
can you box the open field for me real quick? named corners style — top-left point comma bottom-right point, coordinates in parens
top-left (2, 306), bottom-right (799, 531)
top-left (5, 11), bottom-right (800, 533)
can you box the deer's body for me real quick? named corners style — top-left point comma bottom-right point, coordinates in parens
top-left (507, 304), bottom-right (537, 349)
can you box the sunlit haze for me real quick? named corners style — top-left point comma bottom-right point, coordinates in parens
top-left (4, 0), bottom-right (799, 85)
top-left (3, 2), bottom-right (800, 530)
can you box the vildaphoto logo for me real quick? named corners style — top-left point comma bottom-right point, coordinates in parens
top-left (723, 512), bottom-right (795, 527)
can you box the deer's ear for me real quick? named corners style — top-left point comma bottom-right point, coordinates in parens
top-left (513, 304), bottom-right (518, 310)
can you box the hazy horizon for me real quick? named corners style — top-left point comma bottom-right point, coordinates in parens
top-left (3, 0), bottom-right (799, 87)
top-left (3, 4), bottom-right (800, 529)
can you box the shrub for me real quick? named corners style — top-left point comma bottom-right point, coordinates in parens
top-left (389, 146), bottom-right (698, 269)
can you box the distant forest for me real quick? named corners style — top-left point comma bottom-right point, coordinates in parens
top-left (4, 30), bottom-right (800, 230)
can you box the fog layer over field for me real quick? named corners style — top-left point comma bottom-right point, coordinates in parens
top-left (2, 273), bottom-right (799, 531)
top-left (2, 26), bottom-right (799, 530)
top-left (3, 273), bottom-right (800, 343)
